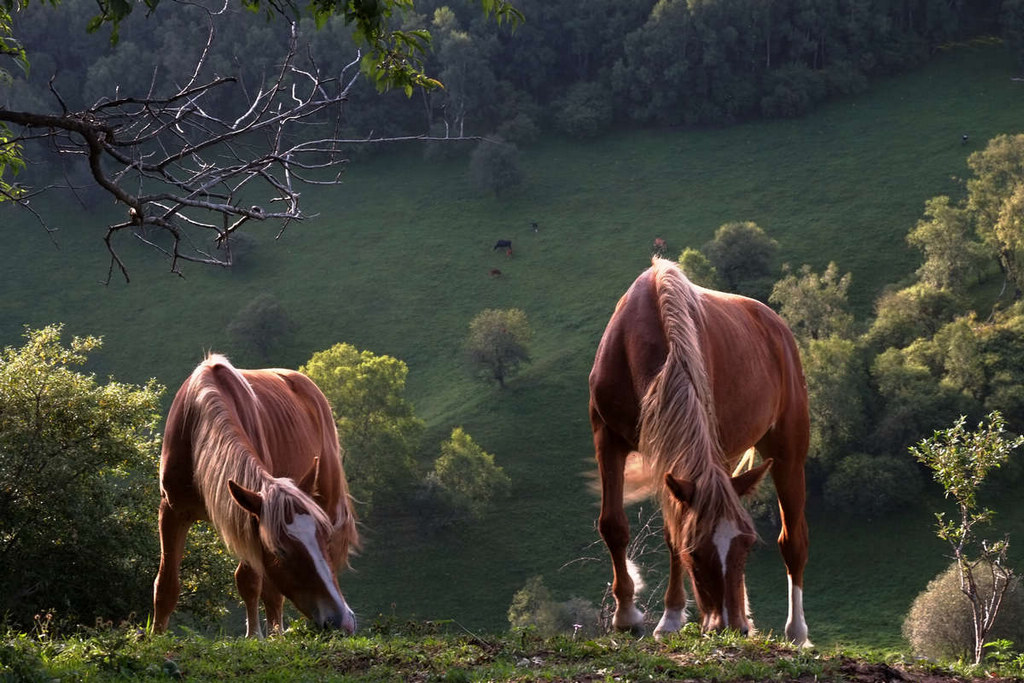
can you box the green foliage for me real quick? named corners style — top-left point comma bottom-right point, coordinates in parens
top-left (226, 293), bottom-right (296, 363)
top-left (553, 81), bottom-right (613, 140)
top-left (910, 412), bottom-right (1024, 664)
top-left (468, 139), bottom-right (523, 197)
top-left (866, 283), bottom-right (961, 350)
top-left (701, 221), bottom-right (778, 298)
top-left (300, 343), bottom-right (424, 514)
top-left (0, 325), bottom-right (164, 629)
top-left (907, 196), bottom-right (987, 290)
top-left (425, 426), bottom-right (510, 520)
top-left (903, 561), bottom-right (1024, 662)
top-left (677, 247), bottom-right (721, 289)
top-left (801, 337), bottom-right (868, 470)
top-left (507, 576), bottom-right (599, 638)
top-left (823, 453), bottom-right (922, 518)
top-left (465, 308), bottom-right (531, 388)
top-left (770, 262), bottom-right (855, 343)
top-left (966, 133), bottom-right (1024, 296)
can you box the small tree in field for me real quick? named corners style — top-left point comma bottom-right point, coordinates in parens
top-left (910, 411), bottom-right (1024, 665)
top-left (425, 427), bottom-right (510, 519)
top-left (466, 308), bottom-right (532, 388)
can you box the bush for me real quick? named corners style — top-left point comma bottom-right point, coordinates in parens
top-left (903, 562), bottom-right (1024, 662)
top-left (424, 427), bottom-right (510, 520)
top-left (507, 576), bottom-right (601, 638)
top-left (226, 293), bottom-right (296, 362)
top-left (468, 139), bottom-right (523, 197)
top-left (0, 326), bottom-right (164, 629)
top-left (823, 453), bottom-right (922, 518)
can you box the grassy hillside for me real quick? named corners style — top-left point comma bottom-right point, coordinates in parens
top-left (2, 43), bottom-right (1023, 649)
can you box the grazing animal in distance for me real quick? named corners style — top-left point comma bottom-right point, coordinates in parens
top-left (588, 258), bottom-right (810, 645)
top-left (490, 268), bottom-right (503, 277)
top-left (153, 354), bottom-right (359, 638)
top-left (493, 239), bottom-right (512, 251)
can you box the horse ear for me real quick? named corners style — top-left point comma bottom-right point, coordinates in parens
top-left (228, 480), bottom-right (263, 518)
top-left (731, 459), bottom-right (773, 498)
top-left (664, 473), bottom-right (696, 506)
top-left (297, 457), bottom-right (320, 496)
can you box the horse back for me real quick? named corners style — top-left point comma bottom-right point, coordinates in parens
top-left (700, 291), bottom-right (808, 460)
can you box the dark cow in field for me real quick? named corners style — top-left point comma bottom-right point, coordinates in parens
top-left (494, 239), bottom-right (513, 256)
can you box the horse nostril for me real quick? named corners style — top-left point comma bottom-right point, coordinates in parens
top-left (739, 625), bottom-right (749, 637)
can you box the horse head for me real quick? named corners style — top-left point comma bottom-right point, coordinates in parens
top-left (662, 459), bottom-right (772, 636)
top-left (228, 479), bottom-right (356, 633)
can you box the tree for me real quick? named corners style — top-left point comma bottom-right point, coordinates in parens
top-left (967, 133), bottom-right (1024, 297)
top-left (910, 411), bottom-right (1024, 665)
top-left (769, 262), bottom-right (854, 343)
top-left (0, 325), bottom-right (164, 628)
top-left (469, 138), bottom-right (523, 197)
top-left (907, 196), bottom-right (987, 291)
top-left (226, 293), bottom-right (296, 362)
top-left (801, 336), bottom-right (868, 471)
top-left (300, 343), bottom-right (424, 513)
top-left (466, 308), bottom-right (531, 387)
top-left (424, 426), bottom-right (510, 519)
top-left (701, 221), bottom-right (778, 296)
top-left (677, 246), bottom-right (721, 289)
top-left (0, 0), bottom-right (521, 279)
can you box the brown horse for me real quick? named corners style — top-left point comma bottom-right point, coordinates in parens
top-left (589, 258), bottom-right (810, 645)
top-left (153, 354), bottom-right (359, 638)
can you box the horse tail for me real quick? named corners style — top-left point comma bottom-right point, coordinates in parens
top-left (638, 258), bottom-right (741, 551)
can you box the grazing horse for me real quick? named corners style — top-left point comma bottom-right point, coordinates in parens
top-left (493, 239), bottom-right (512, 251)
top-left (589, 258), bottom-right (810, 645)
top-left (153, 354), bottom-right (359, 638)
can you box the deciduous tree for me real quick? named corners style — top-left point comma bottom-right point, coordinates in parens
top-left (466, 308), bottom-right (531, 387)
top-left (910, 411), bottom-right (1024, 665)
top-left (301, 343), bottom-right (424, 513)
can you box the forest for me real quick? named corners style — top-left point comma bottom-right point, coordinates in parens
top-left (4, 0), bottom-right (1024, 677)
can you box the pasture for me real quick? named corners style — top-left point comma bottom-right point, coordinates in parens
top-left (1, 43), bottom-right (1023, 649)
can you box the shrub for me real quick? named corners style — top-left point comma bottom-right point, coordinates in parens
top-left (507, 576), bottom-right (601, 637)
top-left (468, 139), bottom-right (523, 197)
top-left (903, 561), bottom-right (1024, 662)
top-left (823, 453), bottom-right (922, 518)
top-left (226, 293), bottom-right (296, 362)
top-left (424, 427), bottom-right (511, 520)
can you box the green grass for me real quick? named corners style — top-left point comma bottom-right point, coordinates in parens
top-left (2, 43), bottom-right (1023, 649)
top-left (4, 622), bottom-right (1018, 682)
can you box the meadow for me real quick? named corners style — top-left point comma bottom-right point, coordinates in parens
top-left (2, 42), bottom-right (1023, 651)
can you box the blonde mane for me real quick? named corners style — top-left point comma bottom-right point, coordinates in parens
top-left (183, 354), bottom-right (333, 572)
top-left (639, 259), bottom-right (749, 550)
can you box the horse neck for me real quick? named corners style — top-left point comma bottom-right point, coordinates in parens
top-left (641, 259), bottom-right (747, 550)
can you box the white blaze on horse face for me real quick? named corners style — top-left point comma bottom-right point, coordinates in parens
top-left (712, 518), bottom-right (740, 576)
top-left (712, 518), bottom-right (741, 628)
top-left (286, 514), bottom-right (349, 620)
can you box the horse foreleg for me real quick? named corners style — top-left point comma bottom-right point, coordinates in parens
top-left (153, 499), bottom-right (191, 634)
top-left (595, 426), bottom-right (644, 633)
top-left (767, 444), bottom-right (811, 647)
top-left (653, 527), bottom-right (688, 640)
top-left (235, 562), bottom-right (265, 639)
top-left (261, 581), bottom-right (285, 635)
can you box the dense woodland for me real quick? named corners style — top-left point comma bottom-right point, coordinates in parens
top-left (5, 0), bottom-right (1024, 664)
top-left (6, 0), bottom-right (1024, 147)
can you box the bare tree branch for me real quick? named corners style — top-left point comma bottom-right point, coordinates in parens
top-left (0, 2), bottom-right (480, 282)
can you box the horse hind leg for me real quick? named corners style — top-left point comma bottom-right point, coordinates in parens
top-left (153, 499), bottom-right (192, 634)
top-left (235, 562), bottom-right (265, 639)
top-left (595, 425), bottom-right (644, 633)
